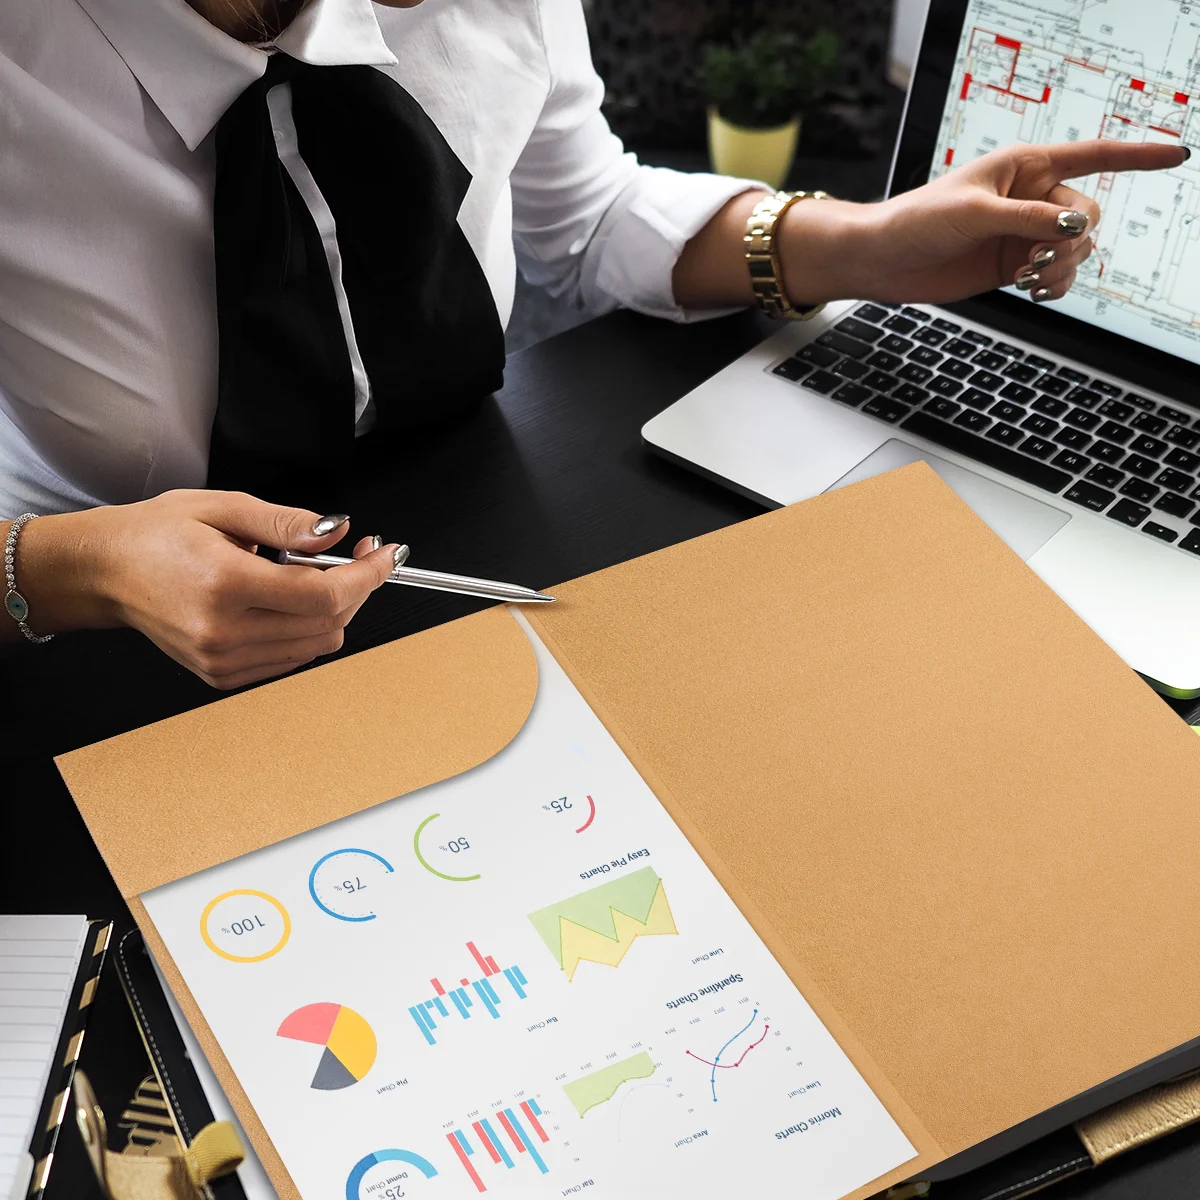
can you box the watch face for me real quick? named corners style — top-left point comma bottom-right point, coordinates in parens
top-left (4, 589), bottom-right (28, 621)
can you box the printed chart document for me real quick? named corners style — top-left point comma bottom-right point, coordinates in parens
top-left (143, 616), bottom-right (915, 1199)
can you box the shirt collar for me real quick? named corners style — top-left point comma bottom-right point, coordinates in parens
top-left (74, 0), bottom-right (398, 151)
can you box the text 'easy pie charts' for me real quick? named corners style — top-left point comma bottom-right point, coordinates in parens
top-left (277, 1003), bottom-right (377, 1090)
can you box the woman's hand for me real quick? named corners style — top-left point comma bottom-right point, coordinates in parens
top-left (8, 490), bottom-right (400, 688)
top-left (778, 139), bottom-right (1190, 307)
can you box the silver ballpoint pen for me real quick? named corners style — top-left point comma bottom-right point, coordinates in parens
top-left (277, 548), bottom-right (556, 604)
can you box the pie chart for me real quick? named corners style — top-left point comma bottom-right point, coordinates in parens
top-left (277, 1003), bottom-right (376, 1090)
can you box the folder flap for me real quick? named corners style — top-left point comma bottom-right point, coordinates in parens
top-left (56, 605), bottom-right (538, 897)
top-left (525, 462), bottom-right (1200, 1159)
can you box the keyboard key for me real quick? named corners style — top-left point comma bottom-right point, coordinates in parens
top-left (884, 314), bottom-right (918, 334)
top-left (990, 399), bottom-right (1026, 423)
top-left (802, 369), bottom-right (841, 395)
top-left (817, 330), bottom-right (872, 359)
top-left (1123, 392), bottom-right (1156, 410)
top-left (1166, 424), bottom-right (1200, 449)
top-left (955, 409), bottom-right (992, 432)
top-left (1052, 449), bottom-right (1092, 473)
top-left (1155, 492), bottom-right (1194, 518)
top-left (1121, 478), bottom-right (1159, 503)
top-left (833, 358), bottom-right (871, 380)
top-left (924, 397), bottom-right (962, 419)
top-left (1054, 428), bottom-right (1092, 451)
top-left (899, 363), bottom-right (933, 384)
top-left (1021, 435), bottom-right (1056, 459)
top-left (958, 388), bottom-right (993, 410)
top-left (1000, 382), bottom-right (1036, 404)
top-left (1123, 454), bottom-right (1158, 478)
top-left (1130, 434), bottom-right (1168, 458)
top-left (1097, 399), bottom-right (1134, 423)
top-left (1056, 365), bottom-right (1088, 383)
top-left (909, 345), bottom-right (943, 366)
top-left (773, 358), bottom-right (811, 381)
top-left (1033, 395), bottom-right (1068, 418)
top-left (1065, 407), bottom-right (1101, 430)
top-left (962, 329), bottom-right (992, 345)
top-left (861, 396), bottom-right (912, 423)
top-left (863, 370), bottom-right (899, 393)
top-left (938, 358), bottom-right (975, 380)
top-left (942, 337), bottom-right (976, 358)
top-left (1180, 529), bottom-right (1200, 555)
top-left (854, 303), bottom-right (890, 323)
top-left (833, 382), bottom-right (873, 407)
top-left (836, 316), bottom-right (885, 343)
top-left (1086, 464), bottom-right (1124, 489)
top-left (1143, 522), bottom-right (1178, 543)
top-left (1159, 405), bottom-right (1190, 422)
top-left (932, 317), bottom-right (962, 334)
top-left (969, 370), bottom-right (1004, 391)
top-left (1024, 354), bottom-right (1056, 371)
top-left (900, 411), bottom-right (1073, 492)
top-left (1064, 481), bottom-right (1115, 512)
top-left (929, 376), bottom-right (965, 397)
top-left (1067, 387), bottom-right (1102, 409)
top-left (1131, 411), bottom-right (1167, 435)
top-left (901, 306), bottom-right (931, 323)
top-left (1167, 447), bottom-right (1200, 473)
top-left (1107, 498), bottom-right (1150, 526)
top-left (867, 349), bottom-right (903, 372)
top-left (913, 326), bottom-right (948, 347)
top-left (1003, 362), bottom-right (1041, 384)
top-left (1090, 379), bottom-right (1123, 398)
top-left (879, 334), bottom-right (913, 355)
top-left (894, 383), bottom-right (929, 405)
top-left (799, 342), bottom-right (841, 367)
top-left (972, 350), bottom-right (1008, 371)
top-left (1021, 413), bottom-right (1058, 436)
top-left (1156, 468), bottom-right (1194, 493)
top-left (1096, 420), bottom-right (1134, 444)
top-left (986, 422), bottom-right (1024, 446)
top-left (1090, 441), bottom-right (1125, 465)
top-left (994, 342), bottom-right (1024, 358)
top-left (1035, 375), bottom-right (1071, 397)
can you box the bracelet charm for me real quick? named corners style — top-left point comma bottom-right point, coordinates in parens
top-left (4, 512), bottom-right (53, 643)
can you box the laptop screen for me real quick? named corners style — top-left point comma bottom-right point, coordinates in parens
top-left (925, 0), bottom-right (1200, 367)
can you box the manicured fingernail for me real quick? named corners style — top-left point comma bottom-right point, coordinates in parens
top-left (1184, 147), bottom-right (1193, 161)
top-left (311, 513), bottom-right (349, 536)
top-left (370, 535), bottom-right (383, 552)
top-left (393, 544), bottom-right (410, 568)
top-left (1015, 269), bottom-right (1040, 291)
top-left (1032, 247), bottom-right (1056, 269)
top-left (1032, 287), bottom-right (1052, 302)
top-left (1056, 210), bottom-right (1089, 236)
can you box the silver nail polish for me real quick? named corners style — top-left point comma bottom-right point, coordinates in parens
top-left (1032, 247), bottom-right (1056, 269)
top-left (393, 544), bottom-right (410, 568)
top-left (370, 535), bottom-right (383, 552)
top-left (311, 513), bottom-right (349, 536)
top-left (1032, 287), bottom-right (1052, 302)
top-left (1056, 210), bottom-right (1089, 236)
top-left (1014, 270), bottom-right (1040, 291)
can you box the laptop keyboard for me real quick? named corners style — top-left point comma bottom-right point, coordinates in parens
top-left (770, 302), bottom-right (1200, 556)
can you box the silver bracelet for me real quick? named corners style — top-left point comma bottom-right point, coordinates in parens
top-left (4, 513), bottom-right (53, 643)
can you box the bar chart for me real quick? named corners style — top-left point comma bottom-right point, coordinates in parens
top-left (408, 941), bottom-right (529, 1046)
top-left (445, 1097), bottom-right (552, 1192)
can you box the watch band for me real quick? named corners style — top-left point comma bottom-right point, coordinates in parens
top-left (745, 190), bottom-right (830, 321)
top-left (4, 512), bottom-right (53, 643)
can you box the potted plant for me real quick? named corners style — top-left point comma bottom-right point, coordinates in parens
top-left (701, 28), bottom-right (839, 188)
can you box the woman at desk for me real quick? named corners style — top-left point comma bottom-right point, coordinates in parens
top-left (0, 0), bottom-right (1184, 687)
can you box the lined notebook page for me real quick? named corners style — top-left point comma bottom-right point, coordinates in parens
top-left (0, 915), bottom-right (89, 1200)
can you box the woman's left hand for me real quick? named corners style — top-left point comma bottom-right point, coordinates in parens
top-left (779, 139), bottom-right (1189, 307)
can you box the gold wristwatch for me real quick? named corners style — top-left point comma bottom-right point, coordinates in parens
top-left (744, 190), bottom-right (830, 320)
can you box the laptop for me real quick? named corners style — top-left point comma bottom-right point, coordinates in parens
top-left (643, 0), bottom-right (1200, 697)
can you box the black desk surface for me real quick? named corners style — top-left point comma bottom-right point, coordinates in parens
top-left (5, 308), bottom-right (1199, 1199)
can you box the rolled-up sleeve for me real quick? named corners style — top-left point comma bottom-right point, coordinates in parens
top-left (510, 0), bottom-right (764, 323)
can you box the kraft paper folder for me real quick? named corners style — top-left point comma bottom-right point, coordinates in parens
top-left (57, 463), bottom-right (1200, 1200)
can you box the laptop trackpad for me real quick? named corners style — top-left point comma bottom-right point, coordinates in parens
top-left (826, 439), bottom-right (1071, 562)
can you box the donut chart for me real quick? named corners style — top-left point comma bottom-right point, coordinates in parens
top-left (277, 1003), bottom-right (376, 1090)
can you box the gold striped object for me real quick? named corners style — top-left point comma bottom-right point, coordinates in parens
top-left (744, 189), bottom-right (830, 321)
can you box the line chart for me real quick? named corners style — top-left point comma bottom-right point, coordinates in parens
top-left (686, 1008), bottom-right (770, 1102)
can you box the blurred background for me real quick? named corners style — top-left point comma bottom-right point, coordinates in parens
top-left (507, 0), bottom-right (932, 352)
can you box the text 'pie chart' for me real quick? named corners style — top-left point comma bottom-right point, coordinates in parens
top-left (277, 1003), bottom-right (377, 1090)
